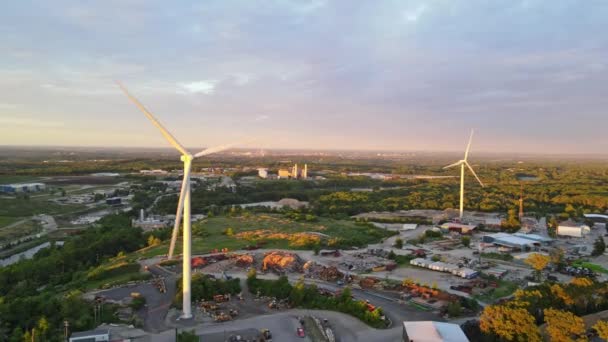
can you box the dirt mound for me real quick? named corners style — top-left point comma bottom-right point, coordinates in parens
top-left (262, 251), bottom-right (302, 273)
top-left (236, 254), bottom-right (254, 267)
top-left (319, 266), bottom-right (343, 281)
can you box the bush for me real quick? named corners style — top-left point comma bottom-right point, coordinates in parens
top-left (461, 236), bottom-right (471, 248)
top-left (447, 301), bottom-right (462, 317)
top-left (175, 274), bottom-right (241, 305)
top-left (87, 262), bottom-right (141, 281)
top-left (177, 330), bottom-right (198, 342)
top-left (131, 296), bottom-right (146, 311)
top-left (247, 274), bottom-right (387, 328)
top-left (481, 252), bottom-right (513, 261)
top-left (425, 230), bottom-right (442, 238)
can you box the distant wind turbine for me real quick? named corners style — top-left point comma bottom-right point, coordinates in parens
top-left (117, 82), bottom-right (246, 319)
top-left (443, 130), bottom-right (484, 220)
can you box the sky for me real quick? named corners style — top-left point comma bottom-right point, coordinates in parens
top-left (1, 0), bottom-right (607, 154)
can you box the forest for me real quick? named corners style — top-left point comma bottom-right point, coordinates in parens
top-left (0, 214), bottom-right (159, 342)
top-left (148, 162), bottom-right (608, 220)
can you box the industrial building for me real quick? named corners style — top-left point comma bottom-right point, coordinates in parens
top-left (0, 183), bottom-right (46, 193)
top-left (512, 233), bottom-right (553, 245)
top-left (105, 197), bottom-right (122, 206)
top-left (132, 209), bottom-right (167, 231)
top-left (139, 169), bottom-right (168, 175)
top-left (257, 168), bottom-right (268, 179)
top-left (401, 223), bottom-right (418, 231)
top-left (481, 232), bottom-right (553, 250)
top-left (277, 164), bottom-right (309, 179)
top-left (402, 321), bottom-right (469, 342)
top-left (69, 329), bottom-right (109, 342)
top-left (410, 258), bottom-right (478, 279)
top-left (440, 222), bottom-right (477, 234)
top-left (557, 221), bottom-right (591, 238)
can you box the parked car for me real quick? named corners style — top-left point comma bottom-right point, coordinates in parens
top-left (296, 327), bottom-right (305, 338)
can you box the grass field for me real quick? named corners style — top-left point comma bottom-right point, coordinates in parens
top-left (0, 175), bottom-right (44, 184)
top-left (135, 213), bottom-right (395, 258)
top-left (0, 216), bottom-right (21, 228)
top-left (572, 260), bottom-right (608, 274)
top-left (0, 198), bottom-right (85, 218)
top-left (473, 280), bottom-right (519, 303)
top-left (0, 219), bottom-right (42, 243)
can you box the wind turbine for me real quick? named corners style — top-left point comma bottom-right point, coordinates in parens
top-left (443, 130), bottom-right (484, 220)
top-left (117, 82), bottom-right (242, 319)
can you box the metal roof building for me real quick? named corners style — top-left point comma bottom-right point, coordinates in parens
top-left (513, 233), bottom-right (553, 245)
top-left (402, 321), bottom-right (469, 342)
top-left (69, 329), bottom-right (109, 342)
top-left (0, 183), bottom-right (46, 193)
top-left (482, 233), bottom-right (539, 250)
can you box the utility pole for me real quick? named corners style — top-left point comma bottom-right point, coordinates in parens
top-left (64, 321), bottom-right (69, 342)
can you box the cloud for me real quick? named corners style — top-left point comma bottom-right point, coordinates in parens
top-left (403, 4), bottom-right (427, 22)
top-left (0, 116), bottom-right (65, 128)
top-left (177, 80), bottom-right (217, 95)
top-left (254, 115), bottom-right (270, 122)
top-left (233, 73), bottom-right (252, 86)
top-left (0, 103), bottom-right (18, 110)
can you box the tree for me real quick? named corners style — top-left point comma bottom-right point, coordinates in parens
top-left (592, 236), bottom-right (606, 256)
top-left (36, 317), bottom-right (49, 341)
top-left (549, 248), bottom-right (565, 268)
top-left (525, 253), bottom-right (551, 281)
top-left (447, 301), bottom-right (462, 317)
top-left (247, 268), bottom-right (257, 280)
top-left (570, 277), bottom-right (593, 287)
top-left (549, 284), bottom-right (574, 306)
top-left (147, 235), bottom-right (161, 247)
top-left (479, 305), bottom-right (541, 342)
top-left (394, 238), bottom-right (403, 249)
top-left (177, 330), bottom-right (198, 342)
top-left (461, 236), bottom-right (471, 248)
top-left (593, 320), bottom-right (608, 340)
top-left (543, 309), bottom-right (586, 342)
top-left (313, 244), bottom-right (320, 255)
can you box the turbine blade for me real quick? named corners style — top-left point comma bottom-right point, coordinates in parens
top-left (465, 161), bottom-right (484, 187)
top-left (116, 82), bottom-right (189, 156)
top-left (464, 129), bottom-right (474, 160)
top-left (443, 161), bottom-right (463, 169)
top-left (194, 139), bottom-right (255, 158)
top-left (168, 171), bottom-right (189, 259)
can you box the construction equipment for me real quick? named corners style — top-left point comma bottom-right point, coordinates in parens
top-left (214, 294), bottom-right (229, 303)
top-left (260, 329), bottom-right (273, 342)
top-left (214, 312), bottom-right (231, 322)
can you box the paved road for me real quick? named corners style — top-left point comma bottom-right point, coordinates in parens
top-left (90, 265), bottom-right (176, 333)
top-left (205, 270), bottom-right (441, 335)
top-left (157, 309), bottom-right (403, 342)
top-left (144, 265), bottom-right (177, 333)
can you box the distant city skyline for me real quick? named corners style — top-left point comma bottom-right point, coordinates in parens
top-left (1, 1), bottom-right (607, 154)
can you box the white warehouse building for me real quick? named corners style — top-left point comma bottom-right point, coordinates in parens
top-left (557, 222), bottom-right (590, 238)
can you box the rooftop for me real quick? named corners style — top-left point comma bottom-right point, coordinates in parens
top-left (403, 321), bottom-right (469, 342)
top-left (70, 329), bottom-right (109, 338)
top-left (484, 233), bottom-right (539, 246)
top-left (513, 233), bottom-right (553, 242)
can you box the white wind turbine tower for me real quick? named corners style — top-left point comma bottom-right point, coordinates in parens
top-left (117, 82), bottom-right (243, 319)
top-left (443, 130), bottom-right (484, 220)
